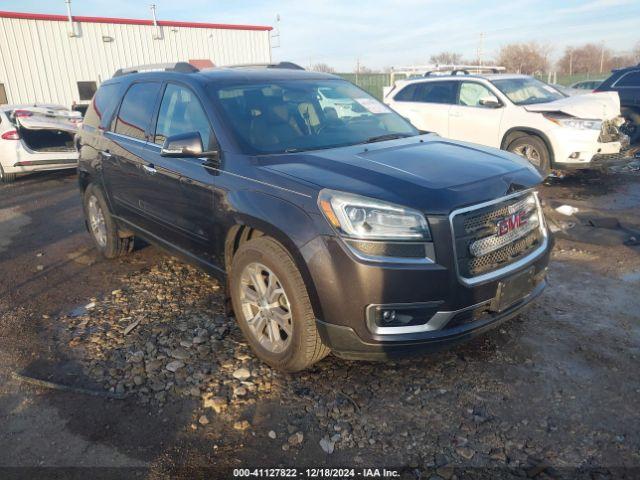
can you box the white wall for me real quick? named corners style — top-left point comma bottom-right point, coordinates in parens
top-left (0, 16), bottom-right (272, 106)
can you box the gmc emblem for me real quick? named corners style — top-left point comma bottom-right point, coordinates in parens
top-left (496, 210), bottom-right (528, 237)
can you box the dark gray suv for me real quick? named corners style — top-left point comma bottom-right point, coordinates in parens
top-left (78, 62), bottom-right (551, 371)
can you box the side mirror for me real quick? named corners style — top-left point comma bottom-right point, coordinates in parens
top-left (161, 131), bottom-right (219, 158)
top-left (479, 97), bottom-right (501, 108)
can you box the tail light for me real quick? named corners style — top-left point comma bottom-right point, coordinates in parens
top-left (13, 110), bottom-right (33, 118)
top-left (1, 130), bottom-right (20, 140)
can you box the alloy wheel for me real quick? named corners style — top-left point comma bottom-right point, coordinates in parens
top-left (512, 144), bottom-right (541, 167)
top-left (239, 262), bottom-right (293, 354)
top-left (87, 195), bottom-right (107, 248)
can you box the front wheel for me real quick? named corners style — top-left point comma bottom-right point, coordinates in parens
top-left (229, 236), bottom-right (330, 371)
top-left (507, 135), bottom-right (551, 177)
top-left (83, 184), bottom-right (134, 258)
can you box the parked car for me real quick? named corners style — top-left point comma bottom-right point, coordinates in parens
top-left (78, 62), bottom-right (551, 371)
top-left (570, 79), bottom-right (603, 91)
top-left (384, 74), bottom-right (628, 175)
top-left (595, 64), bottom-right (640, 145)
top-left (0, 104), bottom-right (81, 183)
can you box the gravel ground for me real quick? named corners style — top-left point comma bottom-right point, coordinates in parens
top-left (1, 170), bottom-right (639, 479)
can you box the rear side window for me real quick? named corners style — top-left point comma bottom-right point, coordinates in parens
top-left (615, 70), bottom-right (640, 87)
top-left (114, 82), bottom-right (162, 140)
top-left (414, 81), bottom-right (458, 104)
top-left (394, 84), bottom-right (418, 102)
top-left (83, 83), bottom-right (121, 130)
top-left (154, 84), bottom-right (213, 148)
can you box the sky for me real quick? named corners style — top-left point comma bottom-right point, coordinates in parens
top-left (3, 0), bottom-right (640, 71)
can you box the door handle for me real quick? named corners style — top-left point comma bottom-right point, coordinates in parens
top-left (449, 111), bottom-right (462, 117)
top-left (100, 150), bottom-right (112, 158)
top-left (143, 164), bottom-right (157, 174)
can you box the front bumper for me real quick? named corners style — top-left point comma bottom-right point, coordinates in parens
top-left (549, 126), bottom-right (629, 169)
top-left (317, 277), bottom-right (546, 360)
top-left (555, 151), bottom-right (634, 171)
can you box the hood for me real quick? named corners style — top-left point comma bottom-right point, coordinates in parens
top-left (260, 135), bottom-right (542, 215)
top-left (524, 91), bottom-right (620, 120)
top-left (13, 106), bottom-right (81, 133)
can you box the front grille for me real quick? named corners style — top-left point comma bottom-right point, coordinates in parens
top-left (451, 192), bottom-right (544, 279)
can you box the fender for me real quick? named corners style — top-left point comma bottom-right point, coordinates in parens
top-left (500, 127), bottom-right (555, 166)
top-left (222, 189), bottom-right (326, 319)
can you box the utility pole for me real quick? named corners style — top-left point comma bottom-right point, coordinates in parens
top-left (599, 44), bottom-right (605, 74)
top-left (356, 58), bottom-right (360, 84)
top-left (477, 32), bottom-right (485, 67)
top-left (569, 49), bottom-right (573, 76)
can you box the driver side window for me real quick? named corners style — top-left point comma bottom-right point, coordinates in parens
top-left (458, 82), bottom-right (499, 108)
top-left (154, 84), bottom-right (213, 149)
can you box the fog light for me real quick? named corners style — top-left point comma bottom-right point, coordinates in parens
top-left (569, 152), bottom-right (580, 159)
top-left (369, 302), bottom-right (443, 329)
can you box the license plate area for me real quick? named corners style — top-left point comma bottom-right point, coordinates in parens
top-left (490, 267), bottom-right (535, 313)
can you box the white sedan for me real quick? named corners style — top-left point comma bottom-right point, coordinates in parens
top-left (384, 74), bottom-right (628, 175)
top-left (0, 104), bottom-right (80, 183)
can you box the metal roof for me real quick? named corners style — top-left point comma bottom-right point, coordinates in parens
top-left (0, 10), bottom-right (272, 31)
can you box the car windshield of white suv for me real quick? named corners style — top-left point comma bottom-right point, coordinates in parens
top-left (491, 77), bottom-right (565, 106)
top-left (209, 79), bottom-right (418, 154)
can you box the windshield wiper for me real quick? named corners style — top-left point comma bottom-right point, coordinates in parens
top-left (362, 133), bottom-right (413, 144)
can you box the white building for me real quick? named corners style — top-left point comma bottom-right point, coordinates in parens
top-left (0, 10), bottom-right (273, 108)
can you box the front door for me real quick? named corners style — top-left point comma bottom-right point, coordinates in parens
top-left (448, 81), bottom-right (504, 148)
top-left (142, 82), bottom-right (218, 264)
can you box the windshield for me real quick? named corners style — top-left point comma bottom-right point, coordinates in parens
top-left (491, 77), bottom-right (565, 106)
top-left (208, 79), bottom-right (418, 154)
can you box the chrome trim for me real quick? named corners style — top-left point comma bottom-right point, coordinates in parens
top-left (366, 299), bottom-right (491, 335)
top-left (449, 189), bottom-right (549, 286)
top-left (107, 131), bottom-right (149, 146)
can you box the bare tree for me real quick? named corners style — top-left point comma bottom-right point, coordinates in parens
top-left (429, 51), bottom-right (463, 65)
top-left (496, 42), bottom-right (551, 74)
top-left (310, 63), bottom-right (335, 73)
top-left (632, 41), bottom-right (640, 64)
top-left (557, 44), bottom-right (618, 74)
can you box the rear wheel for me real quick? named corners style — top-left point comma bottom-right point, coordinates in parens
top-left (83, 184), bottom-right (134, 258)
top-left (0, 165), bottom-right (16, 183)
top-left (230, 236), bottom-right (330, 371)
top-left (507, 135), bottom-right (550, 177)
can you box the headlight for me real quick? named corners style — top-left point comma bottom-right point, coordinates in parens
top-left (545, 115), bottom-right (602, 131)
top-left (318, 189), bottom-right (431, 241)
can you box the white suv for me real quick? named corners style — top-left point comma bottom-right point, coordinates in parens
top-left (384, 74), bottom-right (627, 175)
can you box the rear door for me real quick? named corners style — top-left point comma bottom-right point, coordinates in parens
top-left (448, 81), bottom-right (504, 148)
top-left (102, 81), bottom-right (163, 231)
top-left (390, 80), bottom-right (457, 135)
top-left (142, 82), bottom-right (217, 263)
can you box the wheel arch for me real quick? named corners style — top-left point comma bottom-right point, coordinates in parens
top-left (222, 197), bottom-right (325, 322)
top-left (500, 127), bottom-right (555, 166)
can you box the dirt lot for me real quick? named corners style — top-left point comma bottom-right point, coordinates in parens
top-left (1, 169), bottom-right (639, 479)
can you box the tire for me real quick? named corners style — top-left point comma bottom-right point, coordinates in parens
top-left (507, 135), bottom-right (551, 177)
top-left (0, 165), bottom-right (16, 183)
top-left (229, 236), bottom-right (330, 372)
top-left (82, 184), bottom-right (134, 258)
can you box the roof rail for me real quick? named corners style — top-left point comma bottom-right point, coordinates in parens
top-left (225, 61), bottom-right (305, 70)
top-left (113, 62), bottom-right (199, 77)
